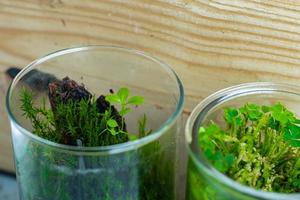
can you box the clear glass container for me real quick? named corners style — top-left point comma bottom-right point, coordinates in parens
top-left (6, 46), bottom-right (184, 200)
top-left (185, 82), bottom-right (300, 200)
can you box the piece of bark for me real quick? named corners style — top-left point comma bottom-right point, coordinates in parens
top-left (48, 76), bottom-right (92, 110)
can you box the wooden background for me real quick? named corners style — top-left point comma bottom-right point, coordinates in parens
top-left (1, 0), bottom-right (300, 172)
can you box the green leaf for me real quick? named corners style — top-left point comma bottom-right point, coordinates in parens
top-left (224, 108), bottom-right (239, 124)
top-left (204, 149), bottom-right (214, 160)
top-left (138, 114), bottom-right (152, 137)
top-left (262, 105), bottom-right (270, 113)
top-left (109, 128), bottom-right (118, 136)
top-left (107, 119), bottom-right (118, 128)
top-left (129, 134), bottom-right (138, 141)
top-left (119, 107), bottom-right (131, 116)
top-left (225, 154), bottom-right (235, 166)
top-left (210, 151), bottom-right (235, 173)
top-left (240, 103), bottom-right (262, 121)
top-left (105, 95), bottom-right (120, 104)
top-left (127, 96), bottom-right (144, 106)
top-left (213, 151), bottom-right (230, 173)
top-left (199, 124), bottom-right (222, 154)
top-left (117, 88), bottom-right (129, 103)
top-left (199, 127), bottom-right (206, 134)
top-left (235, 117), bottom-right (243, 126)
top-left (283, 124), bottom-right (300, 147)
top-left (293, 179), bottom-right (300, 188)
top-left (271, 103), bottom-right (296, 126)
top-left (267, 117), bottom-right (280, 130)
top-left (200, 123), bottom-right (223, 137)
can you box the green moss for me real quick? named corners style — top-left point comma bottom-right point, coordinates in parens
top-left (198, 103), bottom-right (300, 193)
top-left (20, 86), bottom-right (145, 146)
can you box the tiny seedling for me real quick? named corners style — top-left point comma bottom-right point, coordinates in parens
top-left (105, 87), bottom-right (145, 136)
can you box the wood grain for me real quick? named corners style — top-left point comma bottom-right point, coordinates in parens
top-left (1, 0), bottom-right (300, 172)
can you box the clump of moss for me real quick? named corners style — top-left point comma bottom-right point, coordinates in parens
top-left (199, 103), bottom-right (300, 193)
top-left (20, 76), bottom-right (145, 146)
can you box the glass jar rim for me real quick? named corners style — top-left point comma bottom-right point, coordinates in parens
top-left (185, 82), bottom-right (300, 199)
top-left (6, 45), bottom-right (184, 154)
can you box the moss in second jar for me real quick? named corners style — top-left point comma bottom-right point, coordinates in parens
top-left (199, 103), bottom-right (300, 193)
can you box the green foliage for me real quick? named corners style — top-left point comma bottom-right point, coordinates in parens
top-left (138, 114), bottom-right (152, 138)
top-left (283, 124), bottom-right (300, 147)
top-left (20, 89), bottom-right (57, 141)
top-left (199, 102), bottom-right (300, 193)
top-left (106, 87), bottom-right (144, 117)
top-left (20, 87), bottom-right (146, 146)
top-left (105, 88), bottom-right (145, 135)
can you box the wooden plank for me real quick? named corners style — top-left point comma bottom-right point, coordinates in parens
top-left (1, 0), bottom-right (300, 172)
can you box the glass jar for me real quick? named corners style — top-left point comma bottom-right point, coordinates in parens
top-left (6, 46), bottom-right (184, 200)
top-left (185, 82), bottom-right (300, 200)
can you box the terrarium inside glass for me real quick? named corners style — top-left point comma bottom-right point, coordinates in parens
top-left (186, 83), bottom-right (300, 200)
top-left (6, 46), bottom-right (184, 200)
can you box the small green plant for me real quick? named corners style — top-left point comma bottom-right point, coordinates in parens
top-left (105, 87), bottom-right (145, 136)
top-left (20, 89), bottom-right (56, 141)
top-left (199, 102), bottom-right (300, 193)
top-left (138, 114), bottom-right (152, 138)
